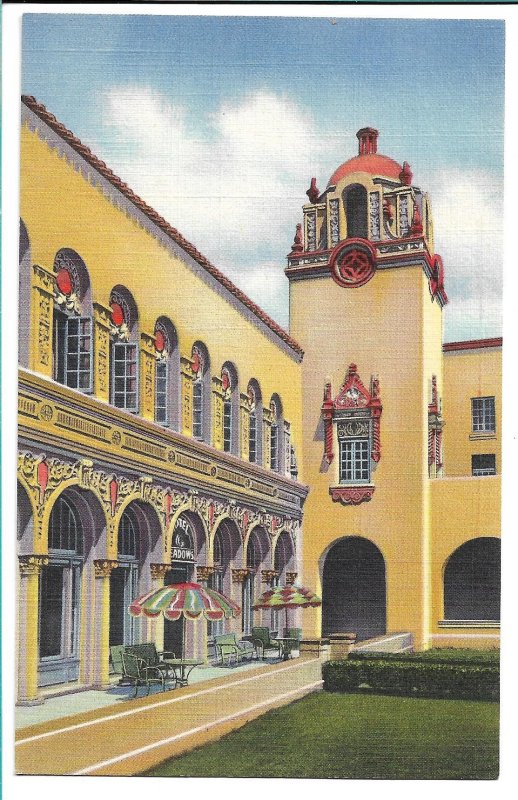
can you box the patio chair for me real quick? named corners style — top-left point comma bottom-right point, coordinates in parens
top-left (125, 643), bottom-right (174, 676)
top-left (121, 651), bottom-right (167, 698)
top-left (110, 644), bottom-right (132, 685)
top-left (283, 627), bottom-right (302, 656)
top-left (214, 633), bottom-right (256, 665)
top-left (251, 627), bottom-right (283, 660)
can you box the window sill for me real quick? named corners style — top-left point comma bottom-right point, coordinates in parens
top-left (329, 485), bottom-right (375, 505)
top-left (438, 620), bottom-right (500, 629)
top-left (469, 432), bottom-right (496, 440)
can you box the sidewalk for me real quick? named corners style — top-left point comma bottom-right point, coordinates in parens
top-left (15, 654), bottom-right (323, 776)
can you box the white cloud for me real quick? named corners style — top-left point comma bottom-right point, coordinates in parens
top-left (95, 87), bottom-right (502, 341)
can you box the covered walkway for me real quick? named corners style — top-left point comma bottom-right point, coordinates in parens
top-left (15, 654), bottom-right (322, 777)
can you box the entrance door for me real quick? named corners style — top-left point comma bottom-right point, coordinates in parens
top-left (322, 537), bottom-right (386, 641)
top-left (163, 565), bottom-right (191, 656)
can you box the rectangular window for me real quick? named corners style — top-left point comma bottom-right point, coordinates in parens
top-left (471, 397), bottom-right (495, 433)
top-left (54, 314), bottom-right (92, 392)
top-left (270, 424), bottom-right (278, 472)
top-left (223, 400), bottom-right (232, 452)
top-left (192, 380), bottom-right (203, 439)
top-left (472, 454), bottom-right (496, 476)
top-left (339, 439), bottom-right (370, 483)
top-left (111, 342), bottom-right (138, 412)
top-left (155, 360), bottom-right (168, 425)
top-left (249, 413), bottom-right (257, 463)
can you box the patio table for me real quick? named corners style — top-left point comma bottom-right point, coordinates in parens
top-left (162, 658), bottom-right (203, 687)
top-left (274, 637), bottom-right (299, 661)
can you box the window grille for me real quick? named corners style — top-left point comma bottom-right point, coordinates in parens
top-left (472, 454), bottom-right (496, 476)
top-left (223, 399), bottom-right (232, 452)
top-left (111, 342), bottom-right (138, 412)
top-left (471, 397), bottom-right (495, 433)
top-left (193, 379), bottom-right (203, 439)
top-left (155, 359), bottom-right (168, 425)
top-left (249, 411), bottom-right (257, 463)
top-left (54, 314), bottom-right (92, 392)
top-left (339, 438), bottom-right (370, 483)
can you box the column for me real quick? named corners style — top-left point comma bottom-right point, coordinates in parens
top-left (93, 302), bottom-right (111, 402)
top-left (92, 559), bottom-right (119, 689)
top-left (30, 265), bottom-right (55, 377)
top-left (140, 331), bottom-right (156, 421)
top-left (150, 563), bottom-right (170, 652)
top-left (17, 555), bottom-right (48, 705)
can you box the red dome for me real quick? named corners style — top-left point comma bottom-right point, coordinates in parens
top-left (328, 153), bottom-right (402, 186)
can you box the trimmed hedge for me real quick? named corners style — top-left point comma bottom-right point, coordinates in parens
top-left (349, 648), bottom-right (500, 666)
top-left (323, 658), bottom-right (499, 700)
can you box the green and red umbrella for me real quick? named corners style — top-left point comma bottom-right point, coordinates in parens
top-left (253, 584), bottom-right (321, 630)
top-left (129, 582), bottom-right (240, 621)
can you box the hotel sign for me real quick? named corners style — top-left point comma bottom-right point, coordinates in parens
top-left (171, 516), bottom-right (195, 563)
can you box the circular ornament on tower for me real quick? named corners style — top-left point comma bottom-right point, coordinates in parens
top-left (329, 238), bottom-right (376, 288)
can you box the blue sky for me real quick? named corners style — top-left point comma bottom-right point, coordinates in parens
top-left (22, 13), bottom-right (505, 340)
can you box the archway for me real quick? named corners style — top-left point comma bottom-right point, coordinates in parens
top-left (444, 537), bottom-right (500, 621)
top-left (243, 526), bottom-right (270, 634)
top-left (322, 536), bottom-right (386, 641)
top-left (209, 518), bottom-right (242, 637)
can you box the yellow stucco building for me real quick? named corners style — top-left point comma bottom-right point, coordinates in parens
top-left (17, 101), bottom-right (501, 705)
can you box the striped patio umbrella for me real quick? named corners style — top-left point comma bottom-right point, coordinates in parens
top-left (129, 582), bottom-right (240, 621)
top-left (253, 584), bottom-right (321, 630)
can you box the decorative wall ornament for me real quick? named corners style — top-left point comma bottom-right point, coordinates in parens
top-left (428, 375), bottom-right (444, 477)
top-left (369, 192), bottom-right (381, 240)
top-left (329, 198), bottom-right (340, 246)
top-left (329, 238), bottom-right (376, 289)
top-left (427, 254), bottom-right (448, 306)
top-left (329, 485), bottom-right (375, 505)
top-left (399, 193), bottom-right (410, 237)
top-left (306, 211), bottom-right (317, 251)
top-left (109, 291), bottom-right (130, 340)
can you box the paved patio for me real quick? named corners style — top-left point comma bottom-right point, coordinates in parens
top-left (15, 654), bottom-right (323, 777)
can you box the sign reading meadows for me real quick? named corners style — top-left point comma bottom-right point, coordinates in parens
top-left (172, 516), bottom-right (195, 563)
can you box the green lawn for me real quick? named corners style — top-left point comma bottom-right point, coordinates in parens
top-left (145, 692), bottom-right (499, 780)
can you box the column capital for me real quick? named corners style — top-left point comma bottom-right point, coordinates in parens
top-left (261, 569), bottom-right (279, 584)
top-left (150, 562), bottom-right (170, 580)
top-left (19, 554), bottom-right (49, 577)
top-left (94, 559), bottom-right (119, 578)
top-left (232, 568), bottom-right (253, 584)
top-left (196, 565), bottom-right (216, 583)
top-left (286, 571), bottom-right (298, 585)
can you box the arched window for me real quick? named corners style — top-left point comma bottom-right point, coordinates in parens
top-left (154, 317), bottom-right (179, 429)
top-left (344, 184), bottom-right (368, 239)
top-left (39, 494), bottom-right (84, 682)
top-left (248, 380), bottom-right (263, 465)
top-left (52, 249), bottom-right (93, 392)
top-left (270, 394), bottom-right (283, 473)
top-left (221, 362), bottom-right (239, 455)
top-left (110, 287), bottom-right (139, 412)
top-left (444, 538), bottom-right (500, 622)
top-left (191, 342), bottom-right (211, 442)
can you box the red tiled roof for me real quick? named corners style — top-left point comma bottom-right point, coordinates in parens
top-left (22, 95), bottom-right (304, 358)
top-left (443, 337), bottom-right (502, 352)
top-left (328, 153), bottom-right (402, 186)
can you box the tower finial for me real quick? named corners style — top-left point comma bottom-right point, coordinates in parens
top-left (290, 223), bottom-right (304, 254)
top-left (306, 177), bottom-right (320, 204)
top-left (356, 127), bottom-right (379, 155)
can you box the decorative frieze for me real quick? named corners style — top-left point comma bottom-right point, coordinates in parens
top-left (32, 264), bottom-right (55, 377)
top-left (180, 356), bottom-right (194, 436)
top-left (240, 393), bottom-right (250, 461)
top-left (93, 302), bottom-right (111, 401)
top-left (140, 332), bottom-right (156, 420)
top-left (305, 210), bottom-right (317, 251)
top-left (212, 376), bottom-right (224, 451)
top-left (329, 198), bottom-right (340, 246)
top-left (369, 191), bottom-right (380, 240)
top-left (399, 193), bottom-right (410, 237)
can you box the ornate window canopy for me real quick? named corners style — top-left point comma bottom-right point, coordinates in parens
top-left (321, 363), bottom-right (382, 504)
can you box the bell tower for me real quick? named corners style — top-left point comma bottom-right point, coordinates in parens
top-left (288, 128), bottom-right (447, 649)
